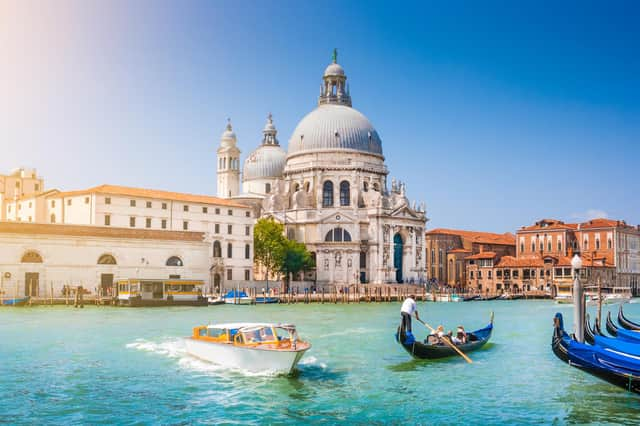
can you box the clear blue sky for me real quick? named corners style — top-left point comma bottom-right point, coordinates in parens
top-left (1, 1), bottom-right (638, 232)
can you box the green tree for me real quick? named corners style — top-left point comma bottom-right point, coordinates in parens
top-left (253, 217), bottom-right (286, 290)
top-left (280, 239), bottom-right (314, 290)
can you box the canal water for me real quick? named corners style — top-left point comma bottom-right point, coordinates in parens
top-left (1, 300), bottom-right (639, 424)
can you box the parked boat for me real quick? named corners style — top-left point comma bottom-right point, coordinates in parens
top-left (1, 297), bottom-right (30, 306)
top-left (554, 295), bottom-right (573, 304)
top-left (116, 279), bottom-right (207, 307)
top-left (499, 293), bottom-right (523, 300)
top-left (606, 311), bottom-right (619, 336)
top-left (395, 313), bottom-right (493, 360)
top-left (223, 290), bottom-right (254, 305)
top-left (255, 296), bottom-right (280, 304)
top-left (185, 322), bottom-right (310, 375)
top-left (434, 293), bottom-right (463, 302)
top-left (207, 296), bottom-right (225, 305)
top-left (618, 305), bottom-right (640, 331)
top-left (552, 312), bottom-right (640, 394)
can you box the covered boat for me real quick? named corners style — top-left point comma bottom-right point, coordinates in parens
top-left (185, 322), bottom-right (310, 375)
top-left (395, 314), bottom-right (493, 360)
top-left (1, 297), bottom-right (30, 306)
top-left (552, 313), bottom-right (640, 394)
top-left (223, 289), bottom-right (254, 305)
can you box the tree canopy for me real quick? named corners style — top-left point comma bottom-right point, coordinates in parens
top-left (253, 217), bottom-right (315, 287)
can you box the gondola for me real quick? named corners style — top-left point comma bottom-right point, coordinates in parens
top-left (395, 313), bottom-right (493, 360)
top-left (552, 313), bottom-right (640, 394)
top-left (584, 314), bottom-right (596, 345)
top-left (618, 305), bottom-right (640, 331)
top-left (606, 311), bottom-right (619, 336)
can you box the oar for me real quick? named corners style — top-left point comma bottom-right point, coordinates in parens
top-left (417, 319), bottom-right (473, 364)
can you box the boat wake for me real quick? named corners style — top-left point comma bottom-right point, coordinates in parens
top-left (125, 338), bottom-right (185, 358)
top-left (298, 355), bottom-right (327, 370)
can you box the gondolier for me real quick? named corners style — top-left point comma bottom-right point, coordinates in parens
top-left (400, 294), bottom-right (421, 340)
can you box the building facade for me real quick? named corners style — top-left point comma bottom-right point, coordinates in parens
top-left (424, 228), bottom-right (516, 287)
top-left (466, 218), bottom-right (640, 295)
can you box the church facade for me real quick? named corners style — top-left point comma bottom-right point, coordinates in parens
top-left (219, 53), bottom-right (428, 286)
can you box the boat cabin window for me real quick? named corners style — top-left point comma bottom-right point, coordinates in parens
top-left (198, 328), bottom-right (208, 337)
top-left (130, 283), bottom-right (140, 292)
top-left (182, 285), bottom-right (195, 292)
top-left (168, 284), bottom-right (181, 292)
top-left (207, 328), bottom-right (227, 339)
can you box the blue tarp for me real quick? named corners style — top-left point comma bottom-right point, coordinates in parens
top-left (224, 290), bottom-right (248, 299)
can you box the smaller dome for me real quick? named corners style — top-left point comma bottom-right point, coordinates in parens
top-left (243, 145), bottom-right (286, 181)
top-left (324, 62), bottom-right (345, 77)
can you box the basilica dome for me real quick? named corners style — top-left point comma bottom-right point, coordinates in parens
top-left (288, 104), bottom-right (383, 156)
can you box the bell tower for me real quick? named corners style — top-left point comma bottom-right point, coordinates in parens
top-left (217, 119), bottom-right (241, 198)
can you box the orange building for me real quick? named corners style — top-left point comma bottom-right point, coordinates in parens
top-left (467, 218), bottom-right (640, 296)
top-left (424, 229), bottom-right (515, 288)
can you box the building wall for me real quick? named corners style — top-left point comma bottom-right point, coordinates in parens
top-left (0, 231), bottom-right (211, 298)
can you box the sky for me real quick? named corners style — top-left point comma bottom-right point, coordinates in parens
top-left (1, 1), bottom-right (638, 233)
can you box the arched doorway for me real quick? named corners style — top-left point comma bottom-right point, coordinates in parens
top-left (394, 233), bottom-right (403, 283)
top-left (214, 273), bottom-right (221, 292)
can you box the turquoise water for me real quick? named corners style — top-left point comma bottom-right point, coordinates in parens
top-left (1, 301), bottom-right (639, 425)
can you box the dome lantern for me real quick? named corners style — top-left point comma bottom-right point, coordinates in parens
top-left (261, 113), bottom-right (279, 146)
top-left (319, 48), bottom-right (352, 107)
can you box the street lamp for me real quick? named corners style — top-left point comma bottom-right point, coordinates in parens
top-left (572, 254), bottom-right (584, 342)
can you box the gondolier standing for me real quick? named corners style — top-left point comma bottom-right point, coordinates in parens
top-left (400, 294), bottom-right (421, 339)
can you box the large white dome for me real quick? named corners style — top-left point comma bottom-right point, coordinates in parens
top-left (287, 104), bottom-right (383, 156)
top-left (243, 144), bottom-right (286, 181)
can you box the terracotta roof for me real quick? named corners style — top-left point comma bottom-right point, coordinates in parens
top-left (495, 256), bottom-right (545, 268)
top-left (466, 251), bottom-right (497, 260)
top-left (426, 228), bottom-right (515, 246)
top-left (520, 219), bottom-right (576, 232)
top-left (578, 218), bottom-right (630, 230)
top-left (47, 184), bottom-right (248, 208)
top-left (0, 221), bottom-right (205, 242)
top-left (448, 248), bottom-right (471, 253)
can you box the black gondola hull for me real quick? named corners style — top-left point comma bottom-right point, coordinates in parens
top-left (396, 322), bottom-right (493, 360)
top-left (618, 305), bottom-right (640, 331)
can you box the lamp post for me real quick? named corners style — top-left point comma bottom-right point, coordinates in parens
top-left (572, 254), bottom-right (584, 342)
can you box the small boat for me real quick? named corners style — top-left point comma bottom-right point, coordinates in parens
top-left (223, 290), bottom-right (254, 305)
top-left (434, 293), bottom-right (463, 302)
top-left (395, 313), bottom-right (493, 360)
top-left (255, 296), bottom-right (280, 304)
top-left (207, 296), bottom-right (225, 305)
top-left (552, 312), bottom-right (640, 394)
top-left (499, 293), bottom-right (523, 300)
top-left (618, 305), bottom-right (640, 331)
top-left (185, 322), bottom-right (310, 375)
top-left (554, 295), bottom-right (573, 304)
top-left (477, 295), bottom-right (500, 301)
top-left (1, 297), bottom-right (30, 306)
top-left (463, 295), bottom-right (480, 302)
top-left (606, 311), bottom-right (619, 336)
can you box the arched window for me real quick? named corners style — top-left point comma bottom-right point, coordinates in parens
top-left (50, 214), bottom-right (56, 224)
top-left (213, 241), bottom-right (221, 258)
top-left (324, 227), bottom-right (351, 242)
top-left (363, 181), bottom-right (369, 192)
top-left (21, 251), bottom-right (43, 263)
top-left (339, 181), bottom-right (350, 206)
top-left (166, 256), bottom-right (183, 266)
top-left (265, 183), bottom-right (271, 194)
top-left (245, 244), bottom-right (250, 259)
top-left (322, 181), bottom-right (334, 207)
top-left (227, 243), bottom-right (233, 258)
top-left (98, 254), bottom-right (117, 265)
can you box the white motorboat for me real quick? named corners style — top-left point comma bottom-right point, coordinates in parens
top-left (185, 322), bottom-right (310, 375)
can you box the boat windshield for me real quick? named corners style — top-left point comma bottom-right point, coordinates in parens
top-left (240, 326), bottom-right (277, 343)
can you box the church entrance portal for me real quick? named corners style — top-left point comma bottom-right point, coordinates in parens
top-left (394, 233), bottom-right (403, 283)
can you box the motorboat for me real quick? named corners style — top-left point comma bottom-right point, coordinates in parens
top-left (185, 322), bottom-right (311, 375)
top-left (207, 296), bottom-right (225, 305)
top-left (1, 296), bottom-right (30, 306)
top-left (223, 289), bottom-right (254, 305)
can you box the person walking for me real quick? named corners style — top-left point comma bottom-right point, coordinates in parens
top-left (400, 294), bottom-right (421, 342)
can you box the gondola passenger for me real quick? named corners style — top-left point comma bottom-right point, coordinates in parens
top-left (452, 326), bottom-right (467, 344)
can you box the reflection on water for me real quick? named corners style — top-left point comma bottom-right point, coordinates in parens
top-left (1, 302), bottom-right (640, 424)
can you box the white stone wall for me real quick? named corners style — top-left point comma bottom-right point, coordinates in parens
top-left (0, 232), bottom-right (211, 298)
